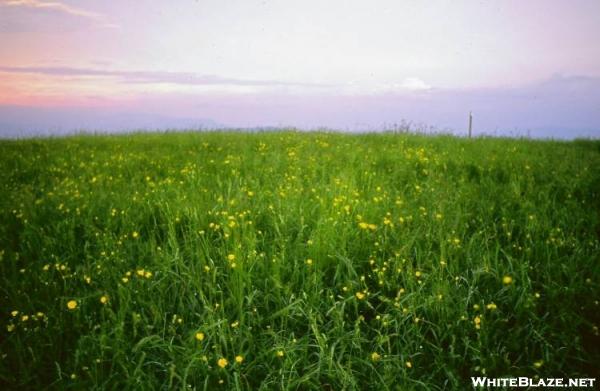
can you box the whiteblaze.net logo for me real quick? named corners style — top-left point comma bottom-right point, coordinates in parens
top-left (471, 377), bottom-right (596, 388)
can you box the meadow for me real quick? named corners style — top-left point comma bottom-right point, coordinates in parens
top-left (0, 131), bottom-right (599, 390)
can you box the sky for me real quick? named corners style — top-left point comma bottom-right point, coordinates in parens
top-left (1, 0), bottom-right (599, 138)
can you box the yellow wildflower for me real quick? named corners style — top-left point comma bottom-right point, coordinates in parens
top-left (195, 332), bottom-right (205, 341)
top-left (217, 358), bottom-right (228, 368)
top-left (67, 300), bottom-right (78, 310)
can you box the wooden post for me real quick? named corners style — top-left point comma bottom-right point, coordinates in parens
top-left (468, 111), bottom-right (473, 138)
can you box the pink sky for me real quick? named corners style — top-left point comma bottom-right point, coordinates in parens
top-left (1, 0), bottom-right (600, 137)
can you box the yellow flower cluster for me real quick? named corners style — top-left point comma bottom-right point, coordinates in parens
top-left (121, 268), bottom-right (153, 283)
top-left (358, 222), bottom-right (377, 231)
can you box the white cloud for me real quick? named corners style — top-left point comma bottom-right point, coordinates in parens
top-left (400, 77), bottom-right (431, 91)
top-left (350, 77), bottom-right (432, 94)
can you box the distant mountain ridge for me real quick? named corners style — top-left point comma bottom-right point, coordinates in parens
top-left (0, 106), bottom-right (224, 138)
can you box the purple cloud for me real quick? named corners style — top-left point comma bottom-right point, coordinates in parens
top-left (0, 66), bottom-right (329, 88)
top-left (0, 0), bottom-right (117, 28)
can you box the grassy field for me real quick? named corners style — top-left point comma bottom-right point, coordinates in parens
top-left (0, 131), bottom-right (599, 389)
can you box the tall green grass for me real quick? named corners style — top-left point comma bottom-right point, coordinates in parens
top-left (1, 131), bottom-right (599, 389)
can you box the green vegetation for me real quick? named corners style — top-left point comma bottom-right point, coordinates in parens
top-left (1, 131), bottom-right (599, 389)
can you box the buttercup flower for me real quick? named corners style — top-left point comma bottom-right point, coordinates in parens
top-left (217, 358), bottom-right (228, 368)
